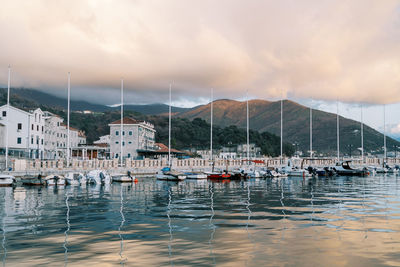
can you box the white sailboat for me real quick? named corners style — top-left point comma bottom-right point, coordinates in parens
top-left (243, 90), bottom-right (260, 178)
top-left (156, 84), bottom-right (186, 181)
top-left (205, 88), bottom-right (231, 179)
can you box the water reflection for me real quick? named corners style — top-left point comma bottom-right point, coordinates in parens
top-left (118, 184), bottom-right (126, 265)
top-left (63, 190), bottom-right (70, 266)
top-left (0, 176), bottom-right (400, 266)
top-left (208, 183), bottom-right (216, 266)
top-left (167, 185), bottom-right (173, 266)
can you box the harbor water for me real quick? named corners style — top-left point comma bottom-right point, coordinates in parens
top-left (1, 175), bottom-right (400, 266)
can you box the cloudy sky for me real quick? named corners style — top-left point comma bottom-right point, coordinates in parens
top-left (0, 0), bottom-right (400, 135)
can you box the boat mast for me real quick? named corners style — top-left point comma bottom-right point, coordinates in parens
top-left (210, 88), bottom-right (213, 163)
top-left (5, 66), bottom-right (10, 170)
top-left (361, 104), bottom-right (364, 163)
top-left (384, 104), bottom-right (386, 162)
top-left (168, 84), bottom-right (171, 168)
top-left (67, 72), bottom-right (70, 167)
top-left (336, 99), bottom-right (339, 161)
top-left (310, 105), bottom-right (313, 159)
top-left (120, 78), bottom-right (124, 167)
top-left (246, 89), bottom-right (249, 165)
top-left (280, 92), bottom-right (283, 164)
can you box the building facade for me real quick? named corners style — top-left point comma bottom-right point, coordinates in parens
top-left (109, 117), bottom-right (156, 159)
top-left (0, 105), bottom-right (45, 159)
top-left (43, 112), bottom-right (87, 159)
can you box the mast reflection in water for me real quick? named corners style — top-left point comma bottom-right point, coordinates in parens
top-left (0, 175), bottom-right (399, 266)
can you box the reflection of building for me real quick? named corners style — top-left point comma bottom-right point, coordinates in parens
top-left (0, 105), bottom-right (45, 159)
top-left (109, 117), bottom-right (156, 159)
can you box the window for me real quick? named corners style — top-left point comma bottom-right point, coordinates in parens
top-left (37, 125), bottom-right (39, 131)
top-left (35, 113), bottom-right (37, 122)
top-left (17, 123), bottom-right (22, 130)
top-left (42, 126), bottom-right (44, 132)
top-left (31, 124), bottom-right (34, 130)
top-left (116, 131), bottom-right (119, 136)
top-left (122, 131), bottom-right (125, 136)
top-left (128, 141), bottom-right (132, 144)
top-left (129, 131), bottom-right (133, 136)
top-left (36, 137), bottom-right (39, 145)
top-left (2, 111), bottom-right (6, 117)
top-left (17, 137), bottom-right (22, 144)
top-left (122, 141), bottom-right (125, 146)
top-left (116, 141), bottom-right (119, 144)
top-left (115, 154), bottom-right (119, 158)
top-left (127, 153), bottom-right (131, 158)
top-left (41, 139), bottom-right (43, 145)
top-left (31, 137), bottom-right (33, 144)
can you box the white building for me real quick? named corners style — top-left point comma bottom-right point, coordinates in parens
top-left (43, 112), bottom-right (86, 159)
top-left (78, 130), bottom-right (86, 145)
top-left (0, 105), bottom-right (45, 159)
top-left (94, 135), bottom-right (110, 145)
top-left (109, 117), bottom-right (156, 159)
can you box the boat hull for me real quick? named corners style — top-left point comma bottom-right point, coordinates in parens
top-left (207, 173), bottom-right (231, 179)
top-left (156, 174), bottom-right (185, 181)
top-left (112, 176), bottom-right (134, 182)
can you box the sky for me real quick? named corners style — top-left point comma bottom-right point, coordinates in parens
top-left (0, 0), bottom-right (400, 136)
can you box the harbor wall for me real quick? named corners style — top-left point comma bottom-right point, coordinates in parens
top-left (5, 157), bottom-right (400, 177)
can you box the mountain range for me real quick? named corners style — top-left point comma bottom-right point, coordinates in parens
top-left (1, 88), bottom-right (398, 155)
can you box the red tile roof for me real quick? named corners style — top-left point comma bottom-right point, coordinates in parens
top-left (154, 143), bottom-right (183, 153)
top-left (110, 117), bottom-right (141, 125)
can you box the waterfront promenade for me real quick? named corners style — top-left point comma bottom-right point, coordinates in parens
top-left (4, 156), bottom-right (400, 177)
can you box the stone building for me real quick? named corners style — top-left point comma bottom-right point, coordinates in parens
top-left (109, 117), bottom-right (156, 159)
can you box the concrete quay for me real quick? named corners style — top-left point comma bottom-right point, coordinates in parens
top-left (3, 157), bottom-right (400, 178)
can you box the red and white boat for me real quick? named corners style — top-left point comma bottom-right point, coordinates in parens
top-left (205, 171), bottom-right (231, 179)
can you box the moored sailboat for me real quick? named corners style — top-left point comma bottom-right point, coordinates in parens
top-left (156, 84), bottom-right (186, 181)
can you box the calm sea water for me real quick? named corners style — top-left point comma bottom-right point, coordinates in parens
top-left (1, 175), bottom-right (400, 267)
